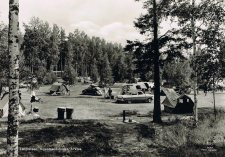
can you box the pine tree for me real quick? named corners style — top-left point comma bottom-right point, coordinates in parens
top-left (133, 0), bottom-right (175, 123)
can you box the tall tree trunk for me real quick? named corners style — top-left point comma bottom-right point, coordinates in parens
top-left (152, 0), bottom-right (162, 123)
top-left (7, 0), bottom-right (20, 156)
top-left (213, 74), bottom-right (216, 119)
top-left (60, 51), bottom-right (63, 77)
top-left (192, 0), bottom-right (198, 126)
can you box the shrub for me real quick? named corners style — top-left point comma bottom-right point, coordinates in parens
top-left (44, 71), bottom-right (57, 84)
top-left (158, 109), bottom-right (225, 157)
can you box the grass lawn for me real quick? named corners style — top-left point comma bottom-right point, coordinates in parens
top-left (15, 83), bottom-right (225, 120)
top-left (0, 83), bottom-right (224, 156)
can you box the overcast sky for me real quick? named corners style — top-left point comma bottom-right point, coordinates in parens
top-left (0, 0), bottom-right (148, 46)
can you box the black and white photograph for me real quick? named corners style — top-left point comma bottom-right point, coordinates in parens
top-left (0, 0), bottom-right (225, 156)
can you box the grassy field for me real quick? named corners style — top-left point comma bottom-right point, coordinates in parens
top-left (15, 83), bottom-right (160, 120)
top-left (6, 82), bottom-right (223, 121)
top-left (0, 83), bottom-right (225, 156)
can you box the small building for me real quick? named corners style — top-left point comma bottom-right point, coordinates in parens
top-left (162, 87), bottom-right (194, 114)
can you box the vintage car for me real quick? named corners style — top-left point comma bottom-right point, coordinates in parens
top-left (82, 84), bottom-right (103, 96)
top-left (19, 81), bottom-right (31, 88)
top-left (115, 91), bottom-right (154, 103)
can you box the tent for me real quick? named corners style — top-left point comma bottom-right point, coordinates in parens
top-left (162, 87), bottom-right (194, 114)
top-left (0, 94), bottom-right (26, 118)
top-left (49, 82), bottom-right (69, 95)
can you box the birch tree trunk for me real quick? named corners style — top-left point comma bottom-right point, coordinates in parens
top-left (7, 0), bottom-right (20, 156)
top-left (191, 0), bottom-right (198, 126)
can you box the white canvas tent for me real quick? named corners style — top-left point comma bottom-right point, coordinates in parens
top-left (49, 82), bottom-right (69, 95)
top-left (0, 93), bottom-right (26, 118)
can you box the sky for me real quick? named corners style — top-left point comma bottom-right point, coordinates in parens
top-left (0, 0), bottom-right (148, 46)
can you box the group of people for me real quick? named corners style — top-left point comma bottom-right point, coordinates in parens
top-left (103, 86), bottom-right (112, 99)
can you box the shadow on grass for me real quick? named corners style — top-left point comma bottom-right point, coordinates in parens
top-left (18, 121), bottom-right (118, 157)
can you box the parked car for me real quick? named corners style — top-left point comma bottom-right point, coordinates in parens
top-left (19, 81), bottom-right (31, 88)
top-left (115, 91), bottom-right (154, 103)
top-left (84, 80), bottom-right (93, 84)
top-left (77, 77), bottom-right (82, 82)
top-left (120, 84), bottom-right (143, 95)
top-left (82, 84), bottom-right (103, 96)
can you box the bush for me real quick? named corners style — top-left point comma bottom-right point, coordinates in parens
top-left (158, 109), bottom-right (225, 157)
top-left (44, 71), bottom-right (57, 84)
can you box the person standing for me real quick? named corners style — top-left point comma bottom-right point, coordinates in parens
top-left (30, 90), bottom-right (36, 113)
top-left (204, 84), bottom-right (208, 96)
top-left (30, 77), bottom-right (37, 113)
top-left (108, 87), bottom-right (112, 99)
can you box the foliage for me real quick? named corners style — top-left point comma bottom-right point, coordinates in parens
top-left (99, 54), bottom-right (114, 84)
top-left (21, 17), bottom-right (53, 84)
top-left (44, 71), bottom-right (57, 85)
top-left (62, 65), bottom-right (76, 84)
top-left (48, 24), bottom-right (60, 71)
top-left (113, 53), bottom-right (128, 82)
top-left (124, 52), bottom-right (136, 83)
top-left (35, 66), bottom-right (48, 84)
top-left (89, 58), bottom-right (99, 83)
top-left (0, 14), bottom-right (133, 85)
top-left (162, 59), bottom-right (192, 88)
top-left (158, 109), bottom-right (225, 157)
top-left (0, 23), bottom-right (8, 86)
top-left (169, 0), bottom-right (225, 88)
top-left (126, 0), bottom-right (187, 82)
top-left (131, 0), bottom-right (188, 123)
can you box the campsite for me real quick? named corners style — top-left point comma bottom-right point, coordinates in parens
top-left (0, 82), bottom-right (225, 156)
top-left (1, 83), bottom-right (222, 120)
top-left (1, 0), bottom-right (225, 156)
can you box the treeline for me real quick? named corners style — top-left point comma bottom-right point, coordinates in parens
top-left (0, 17), bottom-right (136, 85)
top-left (1, 0), bottom-right (225, 89)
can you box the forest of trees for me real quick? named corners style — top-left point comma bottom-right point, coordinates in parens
top-left (0, 0), bottom-right (225, 90)
top-left (0, 16), bottom-right (138, 86)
